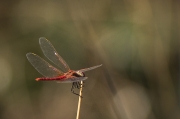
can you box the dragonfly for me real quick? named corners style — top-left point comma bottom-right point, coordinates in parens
top-left (26, 37), bottom-right (102, 97)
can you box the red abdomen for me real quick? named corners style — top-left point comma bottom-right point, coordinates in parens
top-left (36, 76), bottom-right (66, 81)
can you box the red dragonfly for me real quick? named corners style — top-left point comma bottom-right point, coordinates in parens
top-left (26, 37), bottom-right (102, 96)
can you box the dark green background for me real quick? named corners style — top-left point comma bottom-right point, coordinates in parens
top-left (0, 0), bottom-right (179, 119)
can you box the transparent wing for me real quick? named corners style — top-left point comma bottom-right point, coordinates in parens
top-left (39, 37), bottom-right (70, 72)
top-left (26, 53), bottom-right (64, 77)
top-left (57, 77), bottom-right (88, 83)
top-left (78, 64), bottom-right (102, 72)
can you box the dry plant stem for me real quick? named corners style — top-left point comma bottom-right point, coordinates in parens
top-left (76, 81), bottom-right (83, 119)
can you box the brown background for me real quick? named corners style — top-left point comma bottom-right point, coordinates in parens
top-left (0, 0), bottom-right (179, 119)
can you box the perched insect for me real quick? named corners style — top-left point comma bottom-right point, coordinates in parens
top-left (26, 37), bottom-right (102, 96)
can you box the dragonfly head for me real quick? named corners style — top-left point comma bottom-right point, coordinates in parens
top-left (73, 71), bottom-right (85, 77)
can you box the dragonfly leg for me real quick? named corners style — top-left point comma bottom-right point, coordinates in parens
top-left (82, 81), bottom-right (85, 87)
top-left (76, 81), bottom-right (84, 89)
top-left (76, 82), bottom-right (81, 89)
top-left (71, 82), bottom-right (83, 98)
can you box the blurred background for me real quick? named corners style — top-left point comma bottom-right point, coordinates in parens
top-left (0, 0), bottom-right (179, 119)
